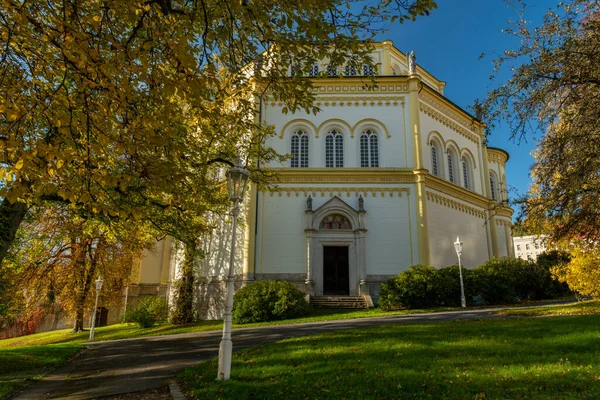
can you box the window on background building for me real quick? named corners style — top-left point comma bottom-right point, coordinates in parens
top-left (526, 244), bottom-right (530, 250)
top-left (360, 130), bottom-right (379, 167)
top-left (290, 130), bottom-right (309, 168)
top-left (535, 242), bottom-right (540, 250)
top-left (325, 130), bottom-right (344, 167)
top-left (431, 144), bottom-right (439, 176)
top-left (527, 254), bottom-right (533, 261)
top-left (517, 245), bottom-right (521, 251)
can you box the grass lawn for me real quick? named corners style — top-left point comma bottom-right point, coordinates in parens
top-left (179, 314), bottom-right (600, 400)
top-left (497, 299), bottom-right (600, 317)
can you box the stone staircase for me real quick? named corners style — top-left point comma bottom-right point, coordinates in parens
top-left (310, 295), bottom-right (370, 309)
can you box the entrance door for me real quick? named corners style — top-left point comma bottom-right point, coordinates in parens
top-left (323, 246), bottom-right (350, 295)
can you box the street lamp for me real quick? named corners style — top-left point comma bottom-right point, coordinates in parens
top-left (454, 237), bottom-right (467, 308)
top-left (89, 276), bottom-right (104, 341)
top-left (217, 158), bottom-right (250, 381)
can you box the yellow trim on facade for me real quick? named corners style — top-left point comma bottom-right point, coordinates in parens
top-left (353, 118), bottom-right (391, 139)
top-left (425, 191), bottom-right (487, 219)
top-left (279, 119), bottom-right (318, 139)
top-left (271, 168), bottom-right (416, 184)
top-left (460, 147), bottom-right (478, 169)
top-left (487, 148), bottom-right (510, 165)
top-left (160, 237), bottom-right (172, 285)
top-left (244, 183), bottom-right (258, 277)
top-left (424, 174), bottom-right (490, 209)
top-left (263, 187), bottom-right (410, 198)
top-left (317, 118), bottom-right (354, 138)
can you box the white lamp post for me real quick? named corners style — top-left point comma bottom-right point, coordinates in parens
top-left (89, 276), bottom-right (104, 341)
top-left (217, 158), bottom-right (250, 381)
top-left (454, 237), bottom-right (467, 308)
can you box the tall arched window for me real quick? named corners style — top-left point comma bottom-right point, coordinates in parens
top-left (462, 156), bottom-right (471, 190)
top-left (489, 172), bottom-right (498, 200)
top-left (325, 130), bottom-right (344, 167)
top-left (291, 130), bottom-right (309, 167)
top-left (360, 130), bottom-right (379, 167)
top-left (447, 152), bottom-right (455, 183)
top-left (431, 143), bottom-right (439, 176)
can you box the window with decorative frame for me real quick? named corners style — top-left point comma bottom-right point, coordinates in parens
top-left (447, 151), bottom-right (456, 183)
top-left (431, 143), bottom-right (439, 176)
top-left (462, 156), bottom-right (471, 190)
top-left (290, 130), bottom-right (309, 167)
top-left (362, 64), bottom-right (375, 76)
top-left (360, 130), bottom-right (379, 167)
top-left (344, 65), bottom-right (357, 76)
top-left (490, 172), bottom-right (498, 200)
top-left (325, 129), bottom-right (344, 167)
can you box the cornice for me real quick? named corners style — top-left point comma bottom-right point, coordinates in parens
top-left (269, 168), bottom-right (416, 184)
top-left (425, 191), bottom-right (487, 219)
top-left (313, 96), bottom-right (405, 108)
top-left (494, 205), bottom-right (514, 219)
top-left (487, 148), bottom-right (510, 165)
top-left (420, 87), bottom-right (484, 133)
top-left (425, 175), bottom-right (489, 209)
top-left (263, 187), bottom-right (410, 198)
top-left (419, 101), bottom-right (480, 144)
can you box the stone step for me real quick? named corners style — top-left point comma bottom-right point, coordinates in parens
top-left (310, 296), bottom-right (369, 309)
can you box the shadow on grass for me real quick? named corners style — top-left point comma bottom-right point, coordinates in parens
top-left (179, 315), bottom-right (600, 400)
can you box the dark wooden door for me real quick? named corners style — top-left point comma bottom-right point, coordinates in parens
top-left (323, 246), bottom-right (349, 295)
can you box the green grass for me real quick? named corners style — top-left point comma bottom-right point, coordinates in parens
top-left (497, 300), bottom-right (600, 317)
top-left (179, 315), bottom-right (600, 400)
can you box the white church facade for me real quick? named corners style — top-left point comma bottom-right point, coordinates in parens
top-left (132, 41), bottom-right (514, 316)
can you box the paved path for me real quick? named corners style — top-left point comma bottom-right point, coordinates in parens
top-left (10, 304), bottom-right (564, 399)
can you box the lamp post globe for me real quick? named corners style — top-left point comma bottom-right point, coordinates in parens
top-left (89, 276), bottom-right (104, 341)
top-left (218, 157), bottom-right (250, 381)
top-left (454, 237), bottom-right (466, 308)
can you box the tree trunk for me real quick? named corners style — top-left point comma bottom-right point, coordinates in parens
top-left (0, 199), bottom-right (28, 265)
top-left (72, 239), bottom-right (95, 333)
top-left (170, 243), bottom-right (196, 324)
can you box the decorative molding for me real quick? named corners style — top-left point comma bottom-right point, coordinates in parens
top-left (487, 148), bottom-right (509, 165)
top-left (426, 191), bottom-right (486, 219)
top-left (279, 119), bottom-right (318, 139)
top-left (263, 187), bottom-right (410, 198)
top-left (425, 174), bottom-right (490, 209)
top-left (271, 169), bottom-right (416, 184)
top-left (280, 116), bottom-right (395, 140)
top-left (421, 91), bottom-right (483, 134)
top-left (419, 102), bottom-right (479, 144)
top-left (314, 81), bottom-right (410, 94)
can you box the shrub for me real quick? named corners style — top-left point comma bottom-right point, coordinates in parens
top-left (124, 297), bottom-right (168, 328)
top-left (436, 265), bottom-right (475, 307)
top-left (471, 257), bottom-right (562, 304)
top-left (232, 280), bottom-right (310, 324)
top-left (379, 265), bottom-right (440, 310)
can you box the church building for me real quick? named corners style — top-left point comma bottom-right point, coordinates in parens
top-left (131, 41), bottom-right (514, 317)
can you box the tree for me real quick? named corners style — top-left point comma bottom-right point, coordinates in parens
top-left (0, 0), bottom-right (438, 265)
top-left (552, 243), bottom-right (600, 299)
top-left (3, 204), bottom-right (154, 332)
top-left (477, 0), bottom-right (600, 243)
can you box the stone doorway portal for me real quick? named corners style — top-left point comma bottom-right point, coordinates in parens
top-left (323, 246), bottom-right (350, 295)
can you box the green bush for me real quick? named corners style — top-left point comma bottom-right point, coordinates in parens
top-left (471, 257), bottom-right (566, 305)
top-left (232, 280), bottom-right (310, 324)
top-left (124, 296), bottom-right (168, 328)
top-left (379, 265), bottom-right (441, 310)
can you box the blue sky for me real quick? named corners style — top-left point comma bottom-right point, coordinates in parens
top-left (380, 0), bottom-right (558, 203)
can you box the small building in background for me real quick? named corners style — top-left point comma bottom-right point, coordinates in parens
top-left (513, 235), bottom-right (548, 262)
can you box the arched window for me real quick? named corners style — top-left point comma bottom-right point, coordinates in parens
top-left (325, 130), bottom-right (344, 167)
top-left (489, 172), bottom-right (498, 200)
top-left (309, 64), bottom-right (319, 77)
top-left (431, 143), bottom-right (439, 176)
top-left (291, 130), bottom-right (309, 167)
top-left (462, 156), bottom-right (471, 190)
top-left (327, 65), bottom-right (338, 77)
top-left (344, 65), bottom-right (357, 76)
top-left (360, 130), bottom-right (379, 167)
top-left (447, 151), bottom-right (455, 183)
top-left (362, 64), bottom-right (375, 76)
top-left (391, 64), bottom-right (401, 76)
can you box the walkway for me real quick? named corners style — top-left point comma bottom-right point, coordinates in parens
top-left (11, 306), bottom-right (548, 399)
